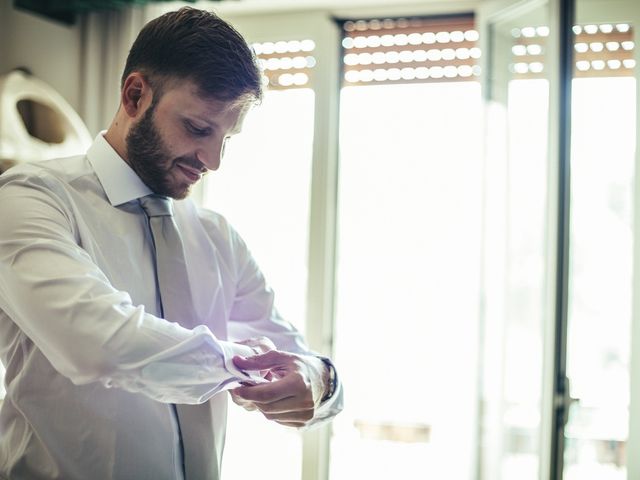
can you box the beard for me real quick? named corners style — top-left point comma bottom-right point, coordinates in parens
top-left (125, 102), bottom-right (204, 200)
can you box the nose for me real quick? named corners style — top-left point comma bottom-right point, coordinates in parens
top-left (195, 149), bottom-right (220, 172)
top-left (195, 137), bottom-right (226, 171)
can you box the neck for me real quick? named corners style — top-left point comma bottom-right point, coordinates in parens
top-left (104, 112), bottom-right (130, 166)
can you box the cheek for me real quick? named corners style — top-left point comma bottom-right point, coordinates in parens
top-left (158, 129), bottom-right (191, 161)
top-left (151, 113), bottom-right (197, 161)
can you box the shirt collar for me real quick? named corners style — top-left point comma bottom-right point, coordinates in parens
top-left (87, 132), bottom-right (152, 207)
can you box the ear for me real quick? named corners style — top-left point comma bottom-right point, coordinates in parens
top-left (121, 72), bottom-right (153, 118)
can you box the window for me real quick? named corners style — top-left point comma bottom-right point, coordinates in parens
top-left (479, 10), bottom-right (637, 478)
top-left (331, 15), bottom-right (483, 480)
top-left (564, 22), bottom-right (636, 480)
top-left (479, 5), bottom-right (552, 478)
top-left (509, 22), bottom-right (635, 78)
top-left (188, 5), bottom-right (639, 480)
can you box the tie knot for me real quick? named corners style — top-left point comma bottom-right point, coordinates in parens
top-left (139, 194), bottom-right (173, 217)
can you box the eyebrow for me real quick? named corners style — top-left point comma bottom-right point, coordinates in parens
top-left (185, 115), bottom-right (243, 137)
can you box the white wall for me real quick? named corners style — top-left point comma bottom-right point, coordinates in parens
top-left (0, 0), bottom-right (83, 399)
top-left (0, 0), bottom-right (83, 112)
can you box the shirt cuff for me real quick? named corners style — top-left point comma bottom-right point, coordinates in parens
top-left (219, 342), bottom-right (267, 384)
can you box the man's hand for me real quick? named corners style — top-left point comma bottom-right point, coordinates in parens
top-left (230, 337), bottom-right (277, 411)
top-left (230, 351), bottom-right (329, 427)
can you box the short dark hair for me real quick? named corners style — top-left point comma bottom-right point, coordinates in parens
top-left (121, 7), bottom-right (262, 103)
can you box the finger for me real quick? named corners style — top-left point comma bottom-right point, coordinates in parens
top-left (253, 394), bottom-right (314, 414)
top-left (235, 402), bottom-right (258, 412)
top-left (232, 350), bottom-right (295, 372)
top-left (232, 374), bottom-right (300, 404)
top-left (229, 391), bottom-right (257, 411)
top-left (262, 408), bottom-right (314, 423)
top-left (276, 420), bottom-right (306, 428)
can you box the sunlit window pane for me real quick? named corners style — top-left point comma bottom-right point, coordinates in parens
top-left (204, 89), bottom-right (314, 334)
top-left (564, 75), bottom-right (636, 480)
top-left (331, 82), bottom-right (483, 479)
top-left (502, 78), bottom-right (549, 479)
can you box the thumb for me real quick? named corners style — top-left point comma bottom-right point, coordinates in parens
top-left (233, 350), bottom-right (286, 371)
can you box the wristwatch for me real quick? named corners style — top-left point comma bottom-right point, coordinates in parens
top-left (318, 356), bottom-right (338, 402)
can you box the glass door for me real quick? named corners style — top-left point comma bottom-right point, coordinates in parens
top-left (564, 1), bottom-right (639, 479)
top-left (477, 0), bottom-right (562, 479)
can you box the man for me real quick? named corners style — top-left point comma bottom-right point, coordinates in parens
top-left (0, 7), bottom-right (342, 480)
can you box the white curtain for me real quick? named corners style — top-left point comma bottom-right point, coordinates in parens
top-left (79, 5), bottom-right (167, 135)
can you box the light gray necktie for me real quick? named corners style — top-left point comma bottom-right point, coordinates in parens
top-left (139, 194), bottom-right (198, 326)
top-left (139, 194), bottom-right (219, 480)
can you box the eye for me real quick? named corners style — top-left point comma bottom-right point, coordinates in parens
top-left (185, 121), bottom-right (210, 137)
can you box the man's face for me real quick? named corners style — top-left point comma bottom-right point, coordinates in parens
top-left (125, 80), bottom-right (250, 199)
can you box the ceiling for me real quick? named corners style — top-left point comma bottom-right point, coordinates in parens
top-left (210, 0), bottom-right (480, 16)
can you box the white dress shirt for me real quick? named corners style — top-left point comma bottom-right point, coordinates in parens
top-left (0, 134), bottom-right (342, 480)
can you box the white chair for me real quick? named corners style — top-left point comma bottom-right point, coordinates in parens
top-left (0, 69), bottom-right (91, 164)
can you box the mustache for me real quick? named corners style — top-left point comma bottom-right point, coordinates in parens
top-left (174, 156), bottom-right (207, 173)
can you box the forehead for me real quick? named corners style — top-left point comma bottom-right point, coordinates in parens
top-left (155, 80), bottom-right (252, 128)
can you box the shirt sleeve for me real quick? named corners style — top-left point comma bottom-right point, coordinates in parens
top-left (0, 177), bottom-right (262, 405)
top-left (219, 219), bottom-right (344, 426)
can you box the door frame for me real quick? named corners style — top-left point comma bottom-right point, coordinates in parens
top-left (476, 1), bottom-right (570, 479)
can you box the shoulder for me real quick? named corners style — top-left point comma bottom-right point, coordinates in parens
top-left (0, 155), bottom-right (95, 222)
top-left (0, 155), bottom-right (92, 194)
top-left (174, 199), bottom-right (251, 259)
top-left (196, 205), bottom-right (236, 239)
top-left (174, 199), bottom-right (236, 240)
